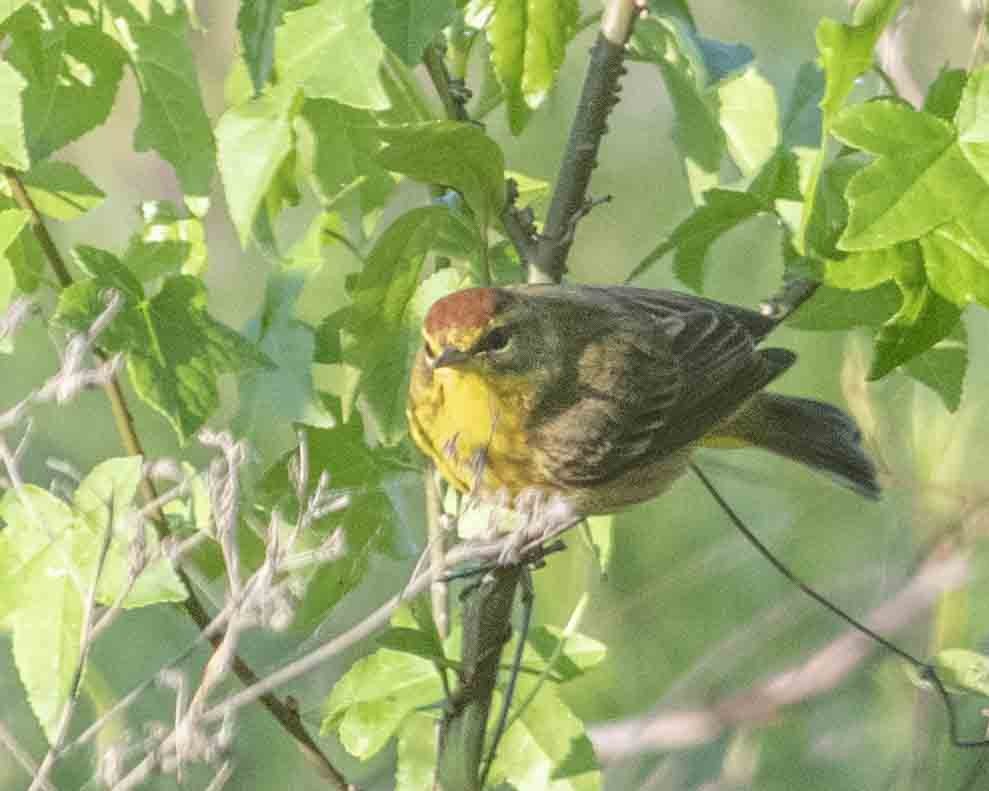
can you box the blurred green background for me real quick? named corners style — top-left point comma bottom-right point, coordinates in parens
top-left (4, 1), bottom-right (989, 789)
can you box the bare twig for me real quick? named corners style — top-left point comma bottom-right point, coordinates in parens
top-left (0, 720), bottom-right (56, 791)
top-left (2, 166), bottom-right (351, 789)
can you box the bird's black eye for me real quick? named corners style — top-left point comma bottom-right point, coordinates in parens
top-left (474, 325), bottom-right (512, 355)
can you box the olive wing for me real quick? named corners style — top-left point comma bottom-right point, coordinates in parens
top-left (529, 289), bottom-right (794, 488)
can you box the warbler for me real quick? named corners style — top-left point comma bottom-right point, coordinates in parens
top-left (407, 285), bottom-right (879, 515)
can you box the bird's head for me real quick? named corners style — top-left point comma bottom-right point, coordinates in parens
top-left (420, 287), bottom-right (549, 376)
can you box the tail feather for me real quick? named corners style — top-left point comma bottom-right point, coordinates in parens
top-left (722, 393), bottom-right (880, 499)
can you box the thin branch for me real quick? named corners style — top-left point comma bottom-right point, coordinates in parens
top-left (2, 167), bottom-right (351, 789)
top-left (588, 551), bottom-right (969, 763)
top-left (0, 720), bottom-right (56, 791)
top-left (530, 0), bottom-right (641, 283)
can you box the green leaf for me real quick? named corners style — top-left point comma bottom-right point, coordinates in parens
top-left (487, 0), bottom-right (579, 134)
top-left (717, 66), bottom-right (779, 175)
top-left (816, 0), bottom-right (903, 124)
top-left (57, 263), bottom-right (271, 441)
top-left (396, 714), bottom-right (440, 791)
top-left (3, 214), bottom-right (43, 293)
top-left (323, 647), bottom-right (443, 759)
top-left (277, 0), bottom-right (389, 110)
top-left (631, 17), bottom-right (724, 201)
top-left (831, 101), bottom-right (989, 251)
top-left (0, 208), bottom-right (29, 257)
top-left (955, 64), bottom-right (989, 181)
top-left (786, 281), bottom-right (900, 331)
top-left (824, 246), bottom-right (905, 291)
top-left (258, 415), bottom-right (403, 629)
top-left (4, 9), bottom-right (126, 163)
top-left (903, 321), bottom-right (967, 412)
top-left (235, 268), bottom-right (337, 449)
top-left (526, 625), bottom-right (607, 682)
top-left (919, 223), bottom-right (989, 308)
top-left (923, 68), bottom-right (967, 121)
top-left (375, 122), bottom-right (506, 232)
top-left (371, 0), bottom-right (456, 67)
top-left (0, 1), bottom-right (29, 26)
top-left (345, 209), bottom-right (466, 443)
top-left (237, 0), bottom-right (282, 96)
top-left (106, 0), bottom-right (216, 200)
top-left (630, 189), bottom-right (763, 290)
top-left (73, 456), bottom-right (187, 608)
top-left (123, 200), bottom-right (205, 280)
top-left (870, 282), bottom-right (961, 381)
top-left (216, 88), bottom-right (298, 247)
top-left (18, 161), bottom-right (105, 220)
top-left (932, 648), bottom-right (989, 697)
top-left (9, 554), bottom-right (83, 743)
top-left (488, 682), bottom-right (600, 790)
top-left (0, 60), bottom-right (27, 169)
top-left (0, 486), bottom-right (83, 742)
top-left (376, 626), bottom-right (448, 662)
top-left (301, 99), bottom-right (396, 217)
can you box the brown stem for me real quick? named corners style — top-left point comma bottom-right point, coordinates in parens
top-left (3, 166), bottom-right (351, 790)
top-left (530, 3), bottom-right (638, 284)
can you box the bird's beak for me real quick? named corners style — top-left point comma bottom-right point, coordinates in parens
top-left (432, 347), bottom-right (471, 369)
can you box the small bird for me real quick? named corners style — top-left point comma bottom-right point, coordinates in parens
top-left (407, 284), bottom-right (879, 515)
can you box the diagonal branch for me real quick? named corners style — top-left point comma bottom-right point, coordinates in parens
top-left (588, 551), bottom-right (969, 763)
top-left (2, 167), bottom-right (350, 790)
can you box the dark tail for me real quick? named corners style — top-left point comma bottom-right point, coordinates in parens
top-left (722, 393), bottom-right (880, 499)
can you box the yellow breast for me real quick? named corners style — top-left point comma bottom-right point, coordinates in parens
top-left (407, 350), bottom-right (543, 499)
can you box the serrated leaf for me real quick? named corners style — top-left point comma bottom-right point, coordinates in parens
top-left (302, 99), bottom-right (396, 217)
top-left (322, 647), bottom-right (443, 759)
top-left (371, 0), bottom-right (456, 67)
top-left (717, 66), bottom-right (778, 175)
top-left (57, 261), bottom-right (271, 441)
top-left (258, 415), bottom-right (403, 629)
top-left (106, 0), bottom-right (216, 199)
top-left (73, 456), bottom-right (187, 608)
top-left (816, 1), bottom-right (903, 124)
top-left (217, 88), bottom-right (298, 247)
top-left (18, 161), bottom-right (105, 220)
top-left (630, 189), bottom-right (763, 290)
top-left (375, 122), bottom-right (506, 233)
top-left (831, 101), bottom-right (989, 251)
top-left (4, 9), bottom-right (126, 164)
top-left (870, 282), bottom-right (961, 381)
top-left (904, 321), bottom-right (967, 412)
top-left (955, 64), bottom-right (989, 181)
top-left (487, 0), bottom-right (578, 134)
top-left (631, 17), bottom-right (724, 201)
top-left (0, 60), bottom-right (28, 169)
top-left (277, 0), bottom-right (389, 110)
top-left (123, 200), bottom-right (206, 279)
top-left (920, 223), bottom-right (989, 308)
top-left (824, 246), bottom-right (905, 291)
top-left (488, 682), bottom-right (600, 790)
top-left (237, 0), bottom-right (282, 96)
top-left (786, 281), bottom-right (900, 331)
top-left (345, 209), bottom-right (466, 443)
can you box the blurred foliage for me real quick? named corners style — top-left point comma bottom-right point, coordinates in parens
top-left (0, 0), bottom-right (989, 790)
